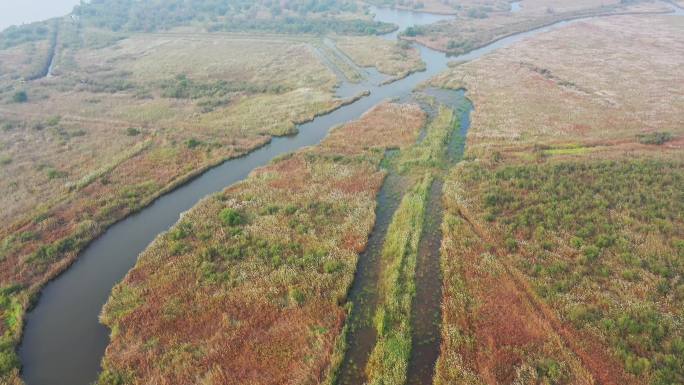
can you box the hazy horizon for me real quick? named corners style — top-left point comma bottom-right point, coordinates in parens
top-left (0, 0), bottom-right (80, 32)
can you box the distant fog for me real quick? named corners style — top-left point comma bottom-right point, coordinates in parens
top-left (0, 0), bottom-right (80, 31)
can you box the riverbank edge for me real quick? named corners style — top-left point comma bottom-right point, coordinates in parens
top-left (402, 6), bottom-right (676, 55)
top-left (7, 89), bottom-right (369, 381)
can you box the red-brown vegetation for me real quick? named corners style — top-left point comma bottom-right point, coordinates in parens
top-left (97, 103), bottom-right (425, 385)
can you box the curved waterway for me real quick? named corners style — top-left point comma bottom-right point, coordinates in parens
top-left (19, 5), bottom-right (654, 385)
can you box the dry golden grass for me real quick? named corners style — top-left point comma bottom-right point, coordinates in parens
top-left (0, 29), bottom-right (346, 231)
top-left (0, 65), bottom-right (344, 233)
top-left (198, 88), bottom-right (344, 136)
top-left (97, 103), bottom-right (425, 385)
top-left (333, 36), bottom-right (425, 78)
top-left (406, 0), bottom-right (672, 54)
top-left (0, 112), bottom-right (145, 224)
top-left (514, 0), bottom-right (621, 14)
top-left (0, 28), bottom-right (359, 383)
top-left (74, 33), bottom-right (338, 92)
top-left (433, 12), bottom-right (684, 385)
top-left (440, 152), bottom-right (684, 383)
top-left (437, 182), bottom-right (600, 385)
top-left (0, 40), bottom-right (52, 81)
top-left (430, 14), bottom-right (684, 157)
top-left (436, 158), bottom-right (680, 385)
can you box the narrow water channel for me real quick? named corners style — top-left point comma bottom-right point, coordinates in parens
top-left (19, 20), bottom-right (452, 385)
top-left (29, 25), bottom-right (58, 80)
top-left (19, 5), bottom-right (638, 385)
top-left (406, 179), bottom-right (444, 385)
top-left (336, 167), bottom-right (408, 385)
top-left (406, 89), bottom-right (472, 385)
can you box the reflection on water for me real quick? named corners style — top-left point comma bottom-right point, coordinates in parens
top-left (369, 5), bottom-right (452, 40)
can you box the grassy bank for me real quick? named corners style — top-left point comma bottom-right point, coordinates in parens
top-left (96, 103), bottom-right (425, 385)
top-left (361, 96), bottom-right (469, 385)
top-left (432, 12), bottom-right (683, 385)
top-left (365, 174), bottom-right (431, 385)
top-left (0, 25), bottom-right (369, 382)
top-left (397, 105), bottom-right (454, 173)
top-left (436, 169), bottom-right (597, 384)
top-left (403, 0), bottom-right (671, 54)
top-left (333, 36), bottom-right (425, 78)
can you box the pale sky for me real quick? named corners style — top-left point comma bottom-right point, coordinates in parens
top-left (0, 0), bottom-right (81, 32)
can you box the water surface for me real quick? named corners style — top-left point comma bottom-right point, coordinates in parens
top-left (18, 12), bottom-right (451, 384)
top-left (369, 5), bottom-right (452, 40)
top-left (406, 89), bottom-right (472, 385)
top-left (406, 179), bottom-right (445, 385)
top-left (19, 4), bottom-right (644, 385)
top-left (336, 169), bottom-right (408, 385)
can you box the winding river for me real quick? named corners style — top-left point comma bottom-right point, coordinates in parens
top-left (19, 4), bottom-right (679, 385)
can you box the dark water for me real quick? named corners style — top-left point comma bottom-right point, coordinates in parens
top-left (406, 179), bottom-right (445, 385)
top-left (405, 90), bottom-right (472, 385)
top-left (18, 59), bottom-right (450, 385)
top-left (421, 88), bottom-right (473, 161)
top-left (336, 170), bottom-right (408, 385)
top-left (19, 5), bottom-right (629, 385)
top-left (18, 99), bottom-right (382, 385)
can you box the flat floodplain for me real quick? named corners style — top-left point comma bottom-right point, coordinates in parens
top-left (333, 35), bottom-right (425, 78)
top-left (97, 103), bottom-right (425, 384)
top-left (432, 14), bottom-right (684, 155)
top-left (1, 1), bottom-right (682, 385)
top-left (0, 33), bottom-right (344, 343)
top-left (0, 4), bottom-right (421, 381)
top-left (433, 12), bottom-right (684, 385)
top-left (401, 0), bottom-right (672, 54)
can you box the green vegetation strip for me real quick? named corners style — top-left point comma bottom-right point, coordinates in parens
top-left (398, 106), bottom-right (454, 173)
top-left (365, 175), bottom-right (432, 385)
top-left (0, 286), bottom-right (21, 375)
top-left (70, 0), bottom-right (392, 35)
top-left (362, 100), bottom-right (467, 385)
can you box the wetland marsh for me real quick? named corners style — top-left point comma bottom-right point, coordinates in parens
top-left (0, 1), bottom-right (680, 385)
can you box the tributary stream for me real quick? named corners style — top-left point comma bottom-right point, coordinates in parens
top-left (19, 5), bottom-right (669, 385)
